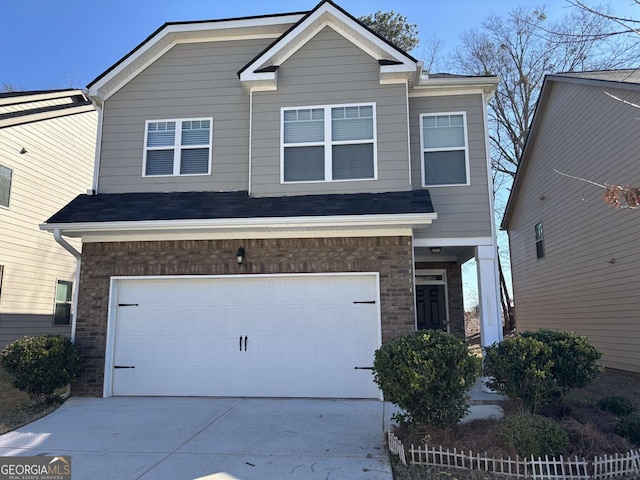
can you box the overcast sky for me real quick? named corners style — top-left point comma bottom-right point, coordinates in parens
top-left (3, 0), bottom-right (637, 91)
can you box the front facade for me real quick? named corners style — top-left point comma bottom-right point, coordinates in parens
top-left (43, 1), bottom-right (502, 398)
top-left (502, 71), bottom-right (640, 374)
top-left (0, 90), bottom-right (97, 348)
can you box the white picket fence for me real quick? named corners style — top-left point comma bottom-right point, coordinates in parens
top-left (388, 431), bottom-right (640, 479)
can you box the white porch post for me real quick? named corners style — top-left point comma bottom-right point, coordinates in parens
top-left (475, 245), bottom-right (503, 348)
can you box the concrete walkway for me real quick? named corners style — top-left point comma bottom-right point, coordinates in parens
top-left (0, 397), bottom-right (392, 480)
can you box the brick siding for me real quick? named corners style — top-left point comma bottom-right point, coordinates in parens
top-left (74, 236), bottom-right (415, 396)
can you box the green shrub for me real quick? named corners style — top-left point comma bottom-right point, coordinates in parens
top-left (0, 335), bottom-right (79, 399)
top-left (373, 330), bottom-right (480, 429)
top-left (597, 396), bottom-right (636, 417)
top-left (498, 414), bottom-right (569, 458)
top-left (615, 413), bottom-right (640, 444)
top-left (520, 330), bottom-right (603, 392)
top-left (484, 330), bottom-right (603, 413)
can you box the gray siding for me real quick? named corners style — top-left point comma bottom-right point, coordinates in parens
top-left (507, 80), bottom-right (640, 373)
top-left (410, 94), bottom-right (492, 238)
top-left (98, 39), bottom-right (271, 194)
top-left (251, 27), bottom-right (410, 196)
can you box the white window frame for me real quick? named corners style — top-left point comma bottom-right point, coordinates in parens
top-left (280, 103), bottom-right (378, 184)
top-left (142, 117), bottom-right (213, 177)
top-left (0, 163), bottom-right (12, 209)
top-left (420, 112), bottom-right (470, 188)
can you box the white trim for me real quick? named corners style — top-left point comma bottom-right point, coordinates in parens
top-left (103, 272), bottom-right (381, 398)
top-left (405, 81), bottom-right (412, 187)
top-left (413, 236), bottom-right (493, 247)
top-left (280, 102), bottom-right (378, 183)
top-left (91, 101), bottom-right (104, 192)
top-left (41, 212), bottom-right (437, 237)
top-left (248, 90), bottom-right (253, 195)
top-left (142, 117), bottom-right (213, 177)
top-left (420, 112), bottom-right (471, 188)
top-left (481, 91), bottom-right (499, 246)
top-left (239, 3), bottom-right (416, 86)
top-left (89, 15), bottom-right (304, 100)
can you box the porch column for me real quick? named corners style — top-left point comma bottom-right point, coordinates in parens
top-left (475, 245), bottom-right (503, 347)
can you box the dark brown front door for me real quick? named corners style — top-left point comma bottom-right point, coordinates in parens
top-left (416, 284), bottom-right (447, 331)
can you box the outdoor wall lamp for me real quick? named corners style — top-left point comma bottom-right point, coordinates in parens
top-left (236, 247), bottom-right (245, 265)
top-left (430, 247), bottom-right (442, 254)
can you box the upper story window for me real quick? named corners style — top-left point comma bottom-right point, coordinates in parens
top-left (535, 222), bottom-right (545, 259)
top-left (54, 279), bottom-right (73, 325)
top-left (0, 164), bottom-right (12, 207)
top-left (143, 118), bottom-right (212, 177)
top-left (281, 103), bottom-right (376, 183)
top-left (421, 112), bottom-right (469, 187)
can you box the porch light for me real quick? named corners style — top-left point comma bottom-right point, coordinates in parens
top-left (430, 247), bottom-right (442, 254)
top-left (236, 247), bottom-right (246, 265)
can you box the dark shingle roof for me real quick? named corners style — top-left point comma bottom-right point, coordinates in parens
top-left (556, 69), bottom-right (640, 84)
top-left (46, 190), bottom-right (434, 224)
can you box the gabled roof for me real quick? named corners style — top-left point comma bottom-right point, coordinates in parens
top-left (0, 89), bottom-right (94, 128)
top-left (238, 0), bottom-right (420, 91)
top-left (41, 190), bottom-right (436, 237)
top-left (501, 69), bottom-right (640, 229)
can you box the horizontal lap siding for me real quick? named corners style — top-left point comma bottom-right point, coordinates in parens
top-left (409, 95), bottom-right (492, 238)
top-left (507, 81), bottom-right (640, 373)
top-left (251, 27), bottom-right (410, 196)
top-left (0, 111), bottom-right (97, 348)
top-left (99, 39), bottom-right (271, 193)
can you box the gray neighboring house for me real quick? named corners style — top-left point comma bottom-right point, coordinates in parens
top-left (0, 89), bottom-right (97, 348)
top-left (502, 70), bottom-right (640, 374)
top-left (42, 0), bottom-right (503, 398)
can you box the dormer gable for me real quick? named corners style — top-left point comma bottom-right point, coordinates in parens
top-left (238, 0), bottom-right (421, 92)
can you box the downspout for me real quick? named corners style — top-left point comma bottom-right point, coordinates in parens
top-left (52, 229), bottom-right (81, 399)
top-left (53, 229), bottom-right (81, 343)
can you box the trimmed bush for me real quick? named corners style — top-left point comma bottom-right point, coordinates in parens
top-left (484, 330), bottom-right (603, 413)
top-left (597, 396), bottom-right (636, 417)
top-left (498, 414), bottom-right (569, 458)
top-left (615, 413), bottom-right (640, 444)
top-left (373, 330), bottom-right (480, 429)
top-left (0, 335), bottom-right (79, 399)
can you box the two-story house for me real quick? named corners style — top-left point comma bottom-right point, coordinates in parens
top-left (0, 89), bottom-right (96, 348)
top-left (42, 0), bottom-right (502, 398)
top-left (502, 70), bottom-right (640, 374)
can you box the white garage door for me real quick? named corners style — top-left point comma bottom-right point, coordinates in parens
top-left (106, 274), bottom-right (380, 398)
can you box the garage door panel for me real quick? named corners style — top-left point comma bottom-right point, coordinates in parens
top-left (111, 275), bottom-right (380, 398)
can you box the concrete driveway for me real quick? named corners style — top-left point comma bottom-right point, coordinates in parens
top-left (0, 397), bottom-right (392, 480)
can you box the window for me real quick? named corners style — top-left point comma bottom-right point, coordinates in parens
top-left (0, 265), bottom-right (4, 304)
top-left (54, 280), bottom-right (73, 325)
top-left (0, 164), bottom-right (12, 207)
top-left (421, 113), bottom-right (469, 187)
top-left (143, 118), bottom-right (212, 176)
top-left (282, 103), bottom-right (376, 182)
top-left (535, 222), bottom-right (545, 259)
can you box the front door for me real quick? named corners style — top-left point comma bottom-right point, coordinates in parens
top-left (416, 284), bottom-right (447, 331)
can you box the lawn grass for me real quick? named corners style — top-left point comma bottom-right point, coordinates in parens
top-left (391, 368), bottom-right (640, 480)
top-left (0, 365), bottom-right (64, 435)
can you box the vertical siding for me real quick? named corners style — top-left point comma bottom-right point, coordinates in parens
top-left (409, 94), bottom-right (492, 238)
top-left (0, 110), bottom-right (97, 348)
top-left (507, 80), bottom-right (640, 373)
top-left (98, 38), bottom-right (271, 194)
top-left (251, 26), bottom-right (410, 196)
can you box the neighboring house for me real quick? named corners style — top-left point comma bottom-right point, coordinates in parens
top-left (502, 70), bottom-right (640, 374)
top-left (0, 89), bottom-right (97, 348)
top-left (42, 0), bottom-right (502, 398)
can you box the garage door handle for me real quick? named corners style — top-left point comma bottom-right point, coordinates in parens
top-left (114, 365), bottom-right (135, 369)
top-left (239, 336), bottom-right (248, 351)
top-left (353, 300), bottom-right (376, 304)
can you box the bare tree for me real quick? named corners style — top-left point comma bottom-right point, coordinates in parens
top-left (453, 5), bottom-right (640, 184)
